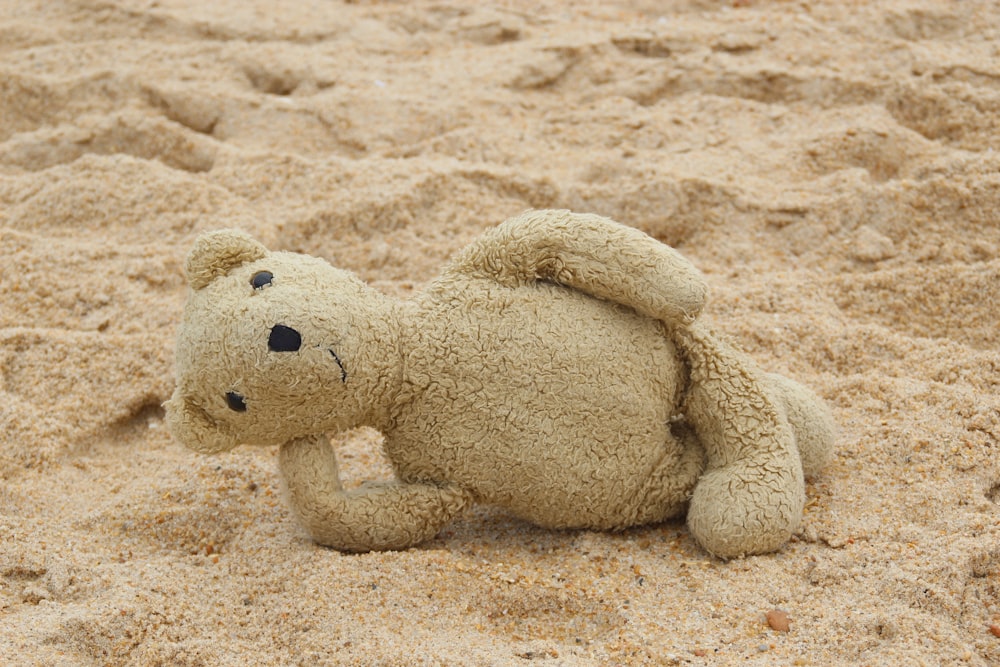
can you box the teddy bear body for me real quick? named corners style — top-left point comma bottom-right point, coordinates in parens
top-left (389, 275), bottom-right (697, 530)
top-left (167, 210), bottom-right (834, 558)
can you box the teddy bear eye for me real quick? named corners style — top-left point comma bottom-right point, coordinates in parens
top-left (226, 391), bottom-right (247, 412)
top-left (251, 271), bottom-right (273, 290)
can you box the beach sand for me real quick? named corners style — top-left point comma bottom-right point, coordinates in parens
top-left (1, 0), bottom-right (999, 664)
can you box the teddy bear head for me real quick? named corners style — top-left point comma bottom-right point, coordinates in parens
top-left (165, 230), bottom-right (397, 454)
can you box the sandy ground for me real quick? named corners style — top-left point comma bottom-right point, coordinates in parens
top-left (1, 0), bottom-right (999, 664)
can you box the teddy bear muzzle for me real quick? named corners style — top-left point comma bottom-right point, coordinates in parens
top-left (266, 324), bottom-right (346, 382)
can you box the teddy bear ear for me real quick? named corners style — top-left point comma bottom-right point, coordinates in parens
top-left (186, 229), bottom-right (268, 290)
top-left (164, 393), bottom-right (239, 454)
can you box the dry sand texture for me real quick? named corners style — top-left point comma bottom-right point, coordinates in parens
top-left (1, 0), bottom-right (999, 664)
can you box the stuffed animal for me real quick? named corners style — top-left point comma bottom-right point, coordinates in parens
top-left (166, 210), bottom-right (834, 558)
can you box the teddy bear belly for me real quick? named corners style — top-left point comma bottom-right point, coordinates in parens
top-left (387, 281), bottom-right (695, 530)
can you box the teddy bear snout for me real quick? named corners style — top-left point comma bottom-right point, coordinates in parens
top-left (269, 324), bottom-right (302, 352)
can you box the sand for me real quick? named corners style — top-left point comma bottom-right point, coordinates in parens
top-left (1, 0), bottom-right (998, 664)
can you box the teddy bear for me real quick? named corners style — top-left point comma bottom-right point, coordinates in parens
top-left (166, 209), bottom-right (834, 559)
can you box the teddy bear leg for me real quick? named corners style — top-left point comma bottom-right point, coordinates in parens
top-left (764, 372), bottom-right (836, 478)
top-left (676, 325), bottom-right (806, 559)
top-left (279, 435), bottom-right (472, 552)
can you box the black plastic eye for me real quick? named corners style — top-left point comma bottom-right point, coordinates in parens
top-left (268, 324), bottom-right (302, 352)
top-left (251, 271), bottom-right (273, 290)
top-left (226, 391), bottom-right (247, 412)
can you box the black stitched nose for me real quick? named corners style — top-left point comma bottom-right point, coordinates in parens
top-left (268, 324), bottom-right (302, 352)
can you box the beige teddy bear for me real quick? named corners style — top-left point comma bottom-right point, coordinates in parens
top-left (166, 210), bottom-right (834, 558)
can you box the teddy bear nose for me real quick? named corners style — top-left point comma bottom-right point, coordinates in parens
top-left (268, 324), bottom-right (302, 352)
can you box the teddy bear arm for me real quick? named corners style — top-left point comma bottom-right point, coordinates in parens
top-left (454, 210), bottom-right (706, 325)
top-left (676, 324), bottom-right (808, 558)
top-left (278, 435), bottom-right (472, 552)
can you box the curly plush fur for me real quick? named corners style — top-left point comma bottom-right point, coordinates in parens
top-left (166, 210), bottom-right (834, 558)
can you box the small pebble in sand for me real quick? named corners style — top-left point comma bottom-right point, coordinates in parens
top-left (989, 623), bottom-right (1000, 638)
top-left (766, 609), bottom-right (791, 632)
